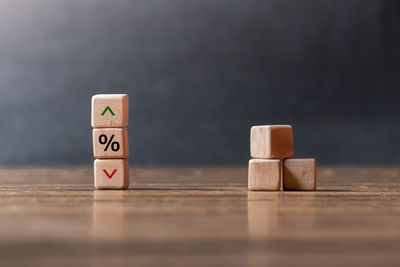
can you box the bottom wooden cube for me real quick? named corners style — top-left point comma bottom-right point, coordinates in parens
top-left (248, 159), bottom-right (281, 191)
top-left (283, 158), bottom-right (316, 191)
top-left (94, 159), bottom-right (129, 189)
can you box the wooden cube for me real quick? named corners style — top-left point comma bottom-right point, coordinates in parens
top-left (250, 125), bottom-right (293, 159)
top-left (91, 94), bottom-right (129, 128)
top-left (248, 159), bottom-right (281, 191)
top-left (93, 128), bottom-right (129, 158)
top-left (94, 159), bottom-right (129, 189)
top-left (283, 158), bottom-right (316, 191)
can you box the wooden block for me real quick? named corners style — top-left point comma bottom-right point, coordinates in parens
top-left (250, 125), bottom-right (293, 159)
top-left (248, 159), bottom-right (281, 191)
top-left (283, 158), bottom-right (316, 191)
top-left (94, 159), bottom-right (129, 189)
top-left (93, 128), bottom-right (129, 158)
top-left (91, 94), bottom-right (129, 128)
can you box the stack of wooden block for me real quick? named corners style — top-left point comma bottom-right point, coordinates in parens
top-left (91, 94), bottom-right (130, 189)
top-left (248, 125), bottom-right (316, 191)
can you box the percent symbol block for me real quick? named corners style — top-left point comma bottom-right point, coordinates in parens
top-left (94, 159), bottom-right (129, 189)
top-left (93, 128), bottom-right (129, 158)
top-left (91, 94), bottom-right (129, 128)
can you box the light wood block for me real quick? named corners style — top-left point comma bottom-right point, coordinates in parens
top-left (248, 159), bottom-right (281, 191)
top-left (94, 159), bottom-right (129, 189)
top-left (91, 94), bottom-right (129, 128)
top-left (283, 158), bottom-right (316, 191)
top-left (93, 128), bottom-right (129, 158)
top-left (250, 125), bottom-right (293, 159)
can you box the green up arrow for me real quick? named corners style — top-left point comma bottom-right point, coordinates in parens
top-left (101, 106), bottom-right (115, 116)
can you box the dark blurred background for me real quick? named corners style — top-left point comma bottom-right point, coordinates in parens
top-left (0, 0), bottom-right (399, 166)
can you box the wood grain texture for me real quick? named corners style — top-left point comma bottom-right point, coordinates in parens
top-left (248, 159), bottom-right (281, 191)
top-left (283, 158), bottom-right (316, 190)
top-left (0, 167), bottom-right (400, 267)
top-left (250, 125), bottom-right (293, 159)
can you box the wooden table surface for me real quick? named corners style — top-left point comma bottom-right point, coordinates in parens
top-left (1, 167), bottom-right (400, 267)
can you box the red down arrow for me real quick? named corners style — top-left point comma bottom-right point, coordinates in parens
top-left (103, 169), bottom-right (117, 179)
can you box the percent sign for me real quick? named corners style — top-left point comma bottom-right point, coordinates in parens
top-left (99, 134), bottom-right (120, 152)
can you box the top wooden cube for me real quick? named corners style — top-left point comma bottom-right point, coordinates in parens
top-left (91, 94), bottom-right (129, 128)
top-left (250, 125), bottom-right (293, 159)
